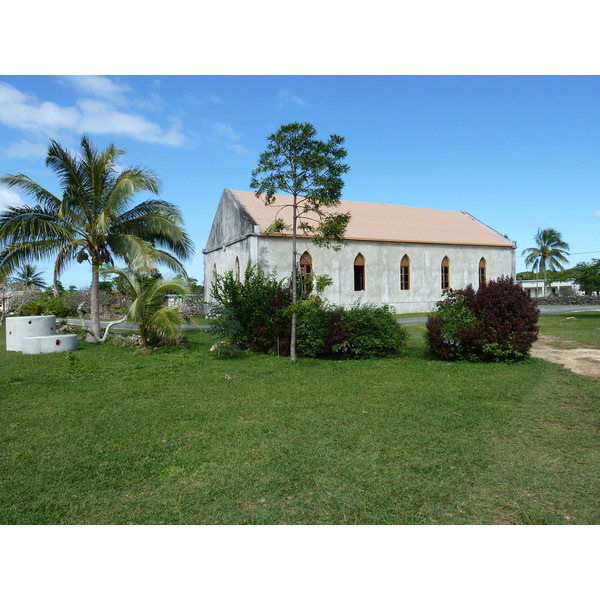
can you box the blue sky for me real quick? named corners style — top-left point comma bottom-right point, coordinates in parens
top-left (1, 74), bottom-right (598, 288)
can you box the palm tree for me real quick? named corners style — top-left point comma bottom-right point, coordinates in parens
top-left (14, 264), bottom-right (46, 290)
top-left (522, 228), bottom-right (570, 296)
top-left (105, 267), bottom-right (189, 348)
top-left (0, 136), bottom-right (194, 340)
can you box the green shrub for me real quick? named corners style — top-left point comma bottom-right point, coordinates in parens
top-left (293, 298), bottom-right (329, 358)
top-left (210, 262), bottom-right (407, 359)
top-left (17, 291), bottom-right (76, 318)
top-left (210, 262), bottom-right (292, 352)
top-left (339, 304), bottom-right (408, 358)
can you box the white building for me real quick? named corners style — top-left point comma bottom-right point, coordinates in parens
top-left (203, 189), bottom-right (516, 313)
top-left (519, 279), bottom-right (582, 298)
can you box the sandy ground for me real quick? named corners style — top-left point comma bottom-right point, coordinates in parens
top-left (531, 334), bottom-right (600, 380)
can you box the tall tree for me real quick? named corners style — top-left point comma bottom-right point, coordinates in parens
top-left (13, 264), bottom-right (46, 290)
top-left (250, 122), bottom-right (350, 363)
top-left (522, 228), bottom-right (570, 295)
top-left (0, 136), bottom-right (194, 340)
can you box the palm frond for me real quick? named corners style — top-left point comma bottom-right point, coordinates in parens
top-left (45, 139), bottom-right (83, 193)
top-left (98, 169), bottom-right (161, 234)
top-left (0, 238), bottom-right (68, 279)
top-left (0, 204), bottom-right (74, 246)
top-left (112, 205), bottom-right (194, 261)
top-left (0, 174), bottom-right (62, 212)
top-left (105, 234), bottom-right (160, 272)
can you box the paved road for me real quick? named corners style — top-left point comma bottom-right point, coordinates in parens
top-left (68, 305), bottom-right (599, 332)
top-left (397, 305), bottom-right (600, 325)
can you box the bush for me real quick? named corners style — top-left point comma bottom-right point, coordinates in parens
top-left (426, 277), bottom-right (540, 362)
top-left (17, 290), bottom-right (76, 318)
top-left (210, 262), bottom-right (407, 359)
top-left (210, 262), bottom-right (292, 353)
top-left (337, 304), bottom-right (407, 358)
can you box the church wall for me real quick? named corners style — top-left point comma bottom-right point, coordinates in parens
top-left (247, 236), bottom-right (516, 313)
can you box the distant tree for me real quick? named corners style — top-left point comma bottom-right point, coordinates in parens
top-left (250, 122), bottom-right (351, 363)
top-left (516, 271), bottom-right (538, 281)
top-left (0, 276), bottom-right (42, 323)
top-left (572, 259), bottom-right (600, 295)
top-left (522, 228), bottom-right (570, 295)
top-left (0, 135), bottom-right (194, 342)
top-left (13, 264), bottom-right (46, 290)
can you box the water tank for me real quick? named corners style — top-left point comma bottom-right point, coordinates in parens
top-left (22, 334), bottom-right (78, 354)
top-left (5, 316), bottom-right (57, 352)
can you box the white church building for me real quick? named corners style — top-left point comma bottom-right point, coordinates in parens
top-left (203, 189), bottom-right (516, 313)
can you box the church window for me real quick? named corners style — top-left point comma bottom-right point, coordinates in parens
top-left (479, 258), bottom-right (487, 286)
top-left (354, 254), bottom-right (366, 291)
top-left (441, 256), bottom-right (451, 290)
top-left (300, 252), bottom-right (313, 278)
top-left (300, 252), bottom-right (313, 294)
top-left (400, 255), bottom-right (411, 290)
top-left (235, 257), bottom-right (240, 282)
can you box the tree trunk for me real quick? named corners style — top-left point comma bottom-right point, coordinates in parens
top-left (290, 194), bottom-right (298, 363)
top-left (90, 262), bottom-right (102, 340)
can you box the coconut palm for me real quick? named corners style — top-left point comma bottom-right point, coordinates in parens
top-left (0, 136), bottom-right (194, 340)
top-left (522, 228), bottom-right (570, 295)
top-left (104, 267), bottom-right (189, 348)
top-left (13, 264), bottom-right (46, 290)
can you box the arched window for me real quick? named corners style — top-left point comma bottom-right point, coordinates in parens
top-left (441, 256), bottom-right (451, 290)
top-left (354, 254), bottom-right (366, 291)
top-left (300, 251), bottom-right (313, 294)
top-left (400, 254), bottom-right (411, 290)
top-left (300, 252), bottom-right (313, 278)
top-left (479, 257), bottom-right (487, 286)
top-left (235, 257), bottom-right (240, 282)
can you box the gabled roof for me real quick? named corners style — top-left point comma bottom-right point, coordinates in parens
top-left (230, 190), bottom-right (514, 248)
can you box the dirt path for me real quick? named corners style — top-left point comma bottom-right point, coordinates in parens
top-left (531, 335), bottom-right (600, 380)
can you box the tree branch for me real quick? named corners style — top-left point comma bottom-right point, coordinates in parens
top-left (76, 301), bottom-right (127, 343)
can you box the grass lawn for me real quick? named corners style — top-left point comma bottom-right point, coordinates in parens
top-left (1, 313), bottom-right (598, 524)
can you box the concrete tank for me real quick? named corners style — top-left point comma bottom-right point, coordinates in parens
top-left (22, 334), bottom-right (78, 354)
top-left (5, 316), bottom-right (57, 352)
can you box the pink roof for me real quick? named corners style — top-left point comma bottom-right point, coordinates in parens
top-left (231, 190), bottom-right (513, 248)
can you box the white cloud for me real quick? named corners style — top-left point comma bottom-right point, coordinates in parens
top-left (184, 92), bottom-right (223, 106)
top-left (594, 210), bottom-right (600, 219)
top-left (59, 75), bottom-right (131, 104)
top-left (277, 90), bottom-right (306, 106)
top-left (77, 99), bottom-right (186, 146)
top-left (0, 82), bottom-right (79, 134)
top-left (0, 80), bottom-right (188, 155)
top-left (0, 186), bottom-right (24, 211)
top-left (206, 122), bottom-right (248, 153)
top-left (3, 139), bottom-right (48, 159)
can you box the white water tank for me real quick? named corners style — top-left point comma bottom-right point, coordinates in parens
top-left (22, 334), bottom-right (78, 354)
top-left (5, 316), bottom-right (57, 352)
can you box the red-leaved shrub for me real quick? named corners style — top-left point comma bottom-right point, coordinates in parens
top-left (426, 276), bottom-right (540, 362)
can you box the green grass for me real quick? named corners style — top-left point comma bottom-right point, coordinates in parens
top-left (1, 320), bottom-right (598, 524)
top-left (537, 311), bottom-right (600, 347)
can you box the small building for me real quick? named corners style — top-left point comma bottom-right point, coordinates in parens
top-left (203, 189), bottom-right (516, 313)
top-left (519, 279), bottom-right (582, 298)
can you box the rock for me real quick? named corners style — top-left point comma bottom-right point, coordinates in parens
top-left (133, 347), bottom-right (152, 356)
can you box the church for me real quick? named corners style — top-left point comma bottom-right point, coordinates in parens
top-left (203, 189), bottom-right (516, 313)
